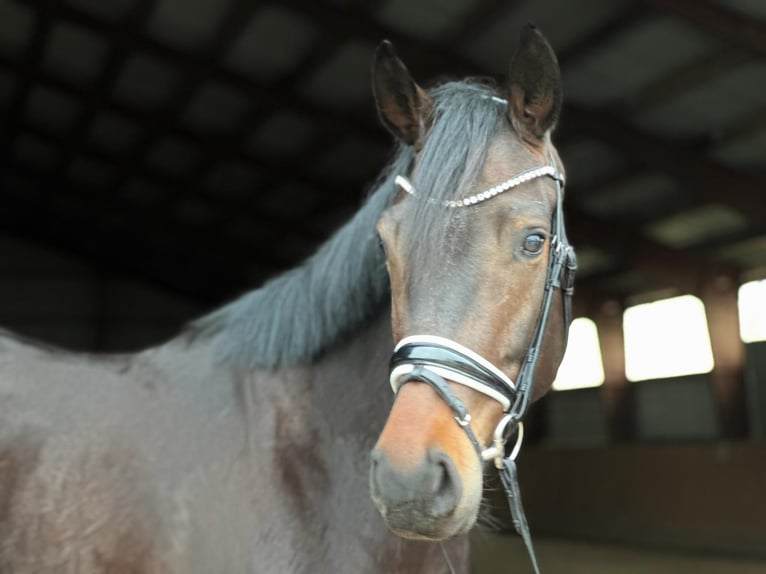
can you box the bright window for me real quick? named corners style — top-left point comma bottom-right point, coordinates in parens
top-left (553, 318), bottom-right (605, 391)
top-left (739, 279), bottom-right (766, 343)
top-left (623, 294), bottom-right (714, 382)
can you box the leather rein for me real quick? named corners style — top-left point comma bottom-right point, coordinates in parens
top-left (388, 158), bottom-right (576, 574)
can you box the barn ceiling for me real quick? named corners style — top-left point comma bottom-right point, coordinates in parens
top-left (0, 0), bottom-right (764, 306)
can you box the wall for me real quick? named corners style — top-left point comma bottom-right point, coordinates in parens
top-left (471, 534), bottom-right (766, 574)
top-left (0, 237), bottom-right (203, 351)
top-left (483, 443), bottom-right (766, 559)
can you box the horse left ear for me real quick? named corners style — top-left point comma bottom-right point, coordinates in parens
top-left (372, 40), bottom-right (432, 148)
top-left (506, 25), bottom-right (562, 145)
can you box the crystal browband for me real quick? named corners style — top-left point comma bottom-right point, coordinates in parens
top-left (394, 165), bottom-right (563, 208)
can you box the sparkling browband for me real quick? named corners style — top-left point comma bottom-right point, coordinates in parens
top-left (394, 165), bottom-right (563, 208)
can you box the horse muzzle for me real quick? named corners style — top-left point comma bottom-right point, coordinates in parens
top-left (369, 443), bottom-right (474, 540)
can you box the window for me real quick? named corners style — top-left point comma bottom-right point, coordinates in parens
top-left (738, 279), bottom-right (766, 343)
top-left (623, 295), bottom-right (714, 382)
top-left (553, 317), bottom-right (605, 391)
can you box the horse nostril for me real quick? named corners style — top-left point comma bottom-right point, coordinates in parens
top-left (428, 448), bottom-right (462, 516)
top-left (369, 447), bottom-right (463, 519)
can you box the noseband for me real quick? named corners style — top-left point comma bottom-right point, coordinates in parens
top-left (388, 159), bottom-right (576, 574)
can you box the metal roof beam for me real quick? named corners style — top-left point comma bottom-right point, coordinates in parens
top-left (646, 0), bottom-right (766, 59)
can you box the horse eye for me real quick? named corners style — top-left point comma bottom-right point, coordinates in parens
top-left (522, 233), bottom-right (545, 255)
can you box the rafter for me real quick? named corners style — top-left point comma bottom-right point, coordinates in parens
top-left (0, 54), bottom-right (360, 240)
top-left (5, 157), bottom-right (291, 276)
top-left (20, 0), bottom-right (381, 140)
top-left (646, 0), bottom-right (766, 59)
top-left (0, 180), bottom-right (243, 303)
top-left (567, 204), bottom-right (739, 294)
top-left (609, 48), bottom-right (749, 116)
top-left (0, 1), bottom-right (53, 163)
top-left (108, 0), bottom-right (262, 205)
top-left (563, 103), bottom-right (765, 222)
top-left (9, 0), bottom-right (755, 303)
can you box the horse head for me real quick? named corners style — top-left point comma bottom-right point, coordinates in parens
top-left (369, 25), bottom-right (573, 542)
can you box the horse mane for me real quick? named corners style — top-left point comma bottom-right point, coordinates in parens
top-left (187, 80), bottom-right (505, 370)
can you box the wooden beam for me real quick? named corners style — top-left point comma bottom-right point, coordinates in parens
top-left (0, 1), bottom-right (52, 163)
top-left (4, 159), bottom-right (290, 278)
top-left (0, 184), bottom-right (240, 303)
top-left (48, 0), bottom-right (158, 173)
top-left (567, 203), bottom-right (739, 292)
top-left (701, 274), bottom-right (748, 438)
top-left (609, 48), bottom-right (749, 115)
top-left (647, 0), bottom-right (766, 59)
top-left (107, 0), bottom-right (262, 204)
top-left (20, 0), bottom-right (382, 141)
top-left (592, 299), bottom-right (634, 442)
top-left (0, 55), bottom-right (355, 241)
top-left (563, 103), bottom-right (765, 222)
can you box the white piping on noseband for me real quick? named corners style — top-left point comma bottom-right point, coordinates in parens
top-left (395, 165), bottom-right (563, 208)
top-left (389, 335), bottom-right (522, 466)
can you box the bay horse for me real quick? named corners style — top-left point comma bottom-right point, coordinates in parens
top-left (0, 26), bottom-right (572, 573)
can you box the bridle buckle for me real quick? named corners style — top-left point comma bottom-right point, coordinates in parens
top-left (481, 415), bottom-right (524, 469)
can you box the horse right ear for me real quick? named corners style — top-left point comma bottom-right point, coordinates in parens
top-left (372, 41), bottom-right (432, 148)
top-left (506, 25), bottom-right (562, 145)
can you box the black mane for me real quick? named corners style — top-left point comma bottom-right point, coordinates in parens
top-left (188, 80), bottom-right (505, 370)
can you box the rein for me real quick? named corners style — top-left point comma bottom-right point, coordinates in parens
top-left (388, 160), bottom-right (576, 574)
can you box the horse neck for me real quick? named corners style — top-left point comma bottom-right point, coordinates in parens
top-left (255, 307), bottom-right (395, 446)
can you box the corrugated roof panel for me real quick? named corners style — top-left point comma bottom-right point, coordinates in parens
top-left (113, 53), bottom-right (180, 110)
top-left (68, 155), bottom-right (115, 190)
top-left (249, 111), bottom-right (318, 159)
top-left (173, 197), bottom-right (218, 226)
top-left (0, 0), bottom-right (34, 56)
top-left (43, 21), bottom-right (107, 85)
top-left (0, 70), bottom-right (16, 109)
top-left (182, 81), bottom-right (249, 133)
top-left (204, 161), bottom-right (259, 199)
top-left (146, 137), bottom-right (199, 176)
top-left (300, 41), bottom-right (376, 110)
top-left (646, 204), bottom-right (748, 248)
top-left (374, 0), bottom-right (477, 42)
top-left (224, 5), bottom-right (317, 82)
top-left (13, 133), bottom-right (61, 170)
top-left (573, 246), bottom-right (615, 278)
top-left (310, 136), bottom-right (388, 184)
top-left (463, 0), bottom-right (631, 73)
top-left (713, 0), bottom-right (766, 20)
top-left (147, 0), bottom-right (234, 50)
top-left (563, 16), bottom-right (716, 107)
top-left (120, 178), bottom-right (166, 206)
top-left (580, 171), bottom-right (688, 223)
top-left (225, 216), bottom-right (276, 247)
top-left (25, 86), bottom-right (80, 133)
top-left (2, 175), bottom-right (41, 201)
top-left (67, 0), bottom-right (135, 22)
top-left (712, 128), bottom-right (766, 174)
top-left (260, 184), bottom-right (320, 219)
top-left (88, 111), bottom-right (139, 153)
top-left (634, 61), bottom-right (766, 141)
top-left (716, 234), bottom-right (766, 268)
top-left (558, 138), bottom-right (629, 192)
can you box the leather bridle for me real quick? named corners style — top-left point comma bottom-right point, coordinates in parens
top-left (388, 159), bottom-right (576, 574)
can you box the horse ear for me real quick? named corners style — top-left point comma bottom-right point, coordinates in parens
top-left (372, 40), bottom-right (432, 147)
top-left (506, 25), bottom-right (562, 144)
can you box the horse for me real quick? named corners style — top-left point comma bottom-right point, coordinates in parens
top-left (0, 25), bottom-right (571, 573)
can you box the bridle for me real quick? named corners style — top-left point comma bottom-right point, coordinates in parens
top-left (388, 156), bottom-right (576, 574)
